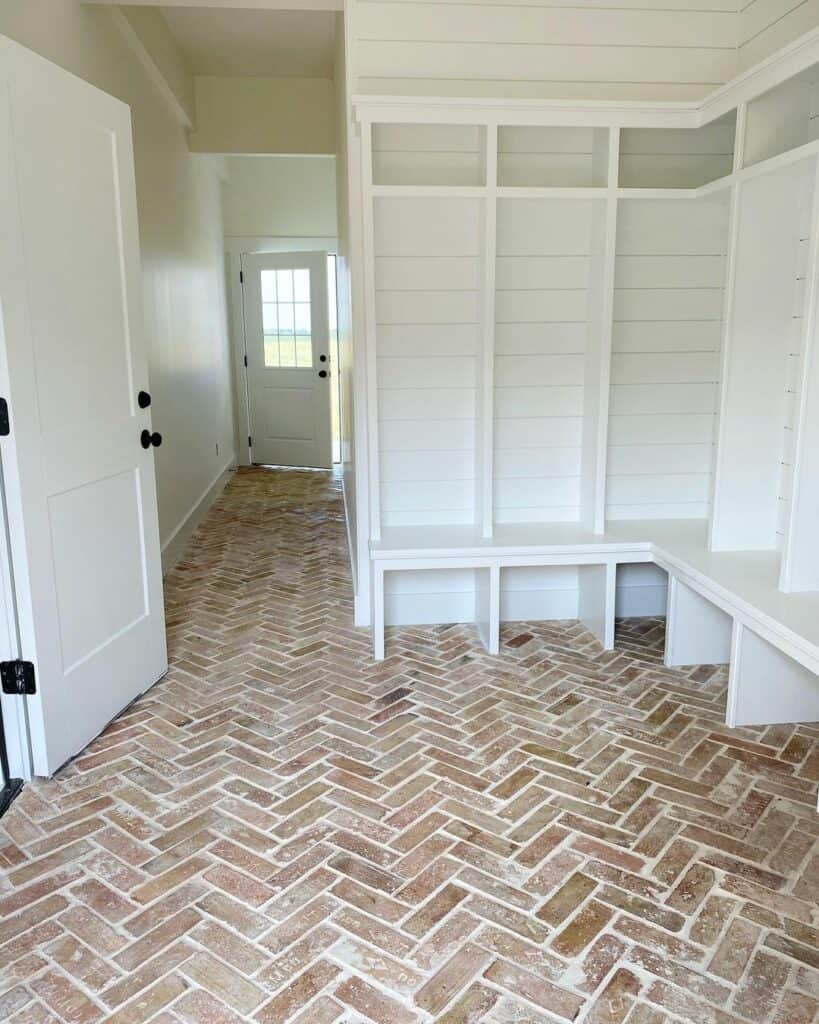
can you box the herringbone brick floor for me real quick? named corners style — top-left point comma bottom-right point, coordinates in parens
top-left (1, 467), bottom-right (818, 1024)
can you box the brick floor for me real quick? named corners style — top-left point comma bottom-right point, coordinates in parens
top-left (1, 465), bottom-right (818, 1024)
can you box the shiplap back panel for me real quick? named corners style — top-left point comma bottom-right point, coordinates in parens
top-left (375, 196), bottom-right (482, 527)
top-left (607, 195), bottom-right (729, 521)
top-left (498, 127), bottom-right (608, 187)
top-left (744, 70), bottom-right (819, 166)
top-left (372, 123), bottom-right (486, 186)
top-left (354, 0), bottom-right (738, 101)
top-left (384, 567), bottom-right (477, 624)
top-left (739, 0), bottom-right (819, 73)
top-left (619, 116), bottom-right (735, 187)
top-left (494, 198), bottom-right (596, 524)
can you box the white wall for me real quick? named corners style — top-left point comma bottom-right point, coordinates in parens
top-left (190, 75), bottom-right (335, 154)
top-left (0, 0), bottom-right (236, 560)
top-left (740, 0), bottom-right (819, 71)
top-left (222, 156), bottom-right (337, 238)
top-left (335, 13), bottom-right (363, 608)
top-left (352, 0), bottom-right (740, 101)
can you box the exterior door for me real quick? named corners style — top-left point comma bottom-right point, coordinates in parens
top-left (0, 36), bottom-right (167, 776)
top-left (243, 252), bottom-right (332, 468)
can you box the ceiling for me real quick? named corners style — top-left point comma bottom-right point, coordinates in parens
top-left (159, 7), bottom-right (336, 78)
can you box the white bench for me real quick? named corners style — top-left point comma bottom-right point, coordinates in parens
top-left (370, 520), bottom-right (819, 731)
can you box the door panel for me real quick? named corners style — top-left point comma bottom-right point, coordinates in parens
top-left (243, 252), bottom-right (332, 469)
top-left (0, 35), bottom-right (167, 775)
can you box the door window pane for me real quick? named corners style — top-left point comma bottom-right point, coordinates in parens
top-left (277, 269), bottom-right (294, 302)
top-left (261, 271), bottom-right (277, 302)
top-left (261, 266), bottom-right (313, 368)
top-left (294, 269), bottom-right (310, 302)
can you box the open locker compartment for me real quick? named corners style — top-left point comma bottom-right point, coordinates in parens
top-left (606, 193), bottom-right (729, 524)
top-left (744, 64), bottom-right (819, 168)
top-left (371, 123), bottom-right (487, 186)
top-left (493, 196), bottom-right (606, 527)
top-left (374, 195), bottom-right (484, 530)
top-left (497, 126), bottom-right (609, 188)
top-left (618, 113), bottom-right (736, 188)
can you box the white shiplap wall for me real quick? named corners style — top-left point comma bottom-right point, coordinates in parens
top-left (354, 0), bottom-right (739, 101)
top-left (375, 195), bottom-right (482, 527)
top-left (494, 198), bottom-right (595, 524)
top-left (607, 195), bottom-right (729, 521)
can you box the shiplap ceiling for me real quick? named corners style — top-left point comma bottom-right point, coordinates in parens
top-left (158, 6), bottom-right (335, 77)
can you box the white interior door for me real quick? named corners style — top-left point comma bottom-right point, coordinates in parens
top-left (0, 36), bottom-right (167, 776)
top-left (243, 251), bottom-right (332, 468)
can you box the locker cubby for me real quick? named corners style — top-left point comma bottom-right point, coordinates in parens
top-left (494, 197), bottom-right (603, 525)
top-left (744, 65), bottom-right (819, 168)
top-left (371, 123), bottom-right (486, 186)
top-left (606, 194), bottom-right (729, 523)
top-left (374, 195), bottom-right (484, 529)
top-left (497, 126), bottom-right (609, 188)
top-left (619, 113), bottom-right (736, 188)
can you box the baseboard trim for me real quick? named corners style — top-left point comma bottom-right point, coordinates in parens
top-left (161, 460), bottom-right (236, 574)
top-left (341, 473), bottom-right (358, 593)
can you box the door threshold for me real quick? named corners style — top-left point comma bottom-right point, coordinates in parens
top-left (0, 778), bottom-right (23, 819)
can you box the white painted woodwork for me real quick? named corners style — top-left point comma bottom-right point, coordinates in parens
top-left (495, 198), bottom-right (596, 525)
top-left (375, 196), bottom-right (482, 527)
top-left (0, 36), bottom-right (167, 776)
top-left (357, 46), bottom-right (819, 734)
top-left (744, 63), bottom-right (819, 166)
top-left (373, 124), bottom-right (486, 186)
top-left (728, 622), bottom-right (819, 726)
top-left (476, 566), bottom-right (500, 654)
top-left (578, 563), bottom-right (616, 649)
top-left (664, 576), bottom-right (732, 666)
top-left (498, 127), bottom-right (608, 187)
top-left (607, 195), bottom-right (727, 522)
top-left (711, 158), bottom-right (815, 550)
top-left (619, 115), bottom-right (735, 187)
top-left (615, 563), bottom-right (668, 617)
top-left (242, 251), bottom-right (333, 469)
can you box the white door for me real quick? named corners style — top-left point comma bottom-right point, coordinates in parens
top-left (242, 252), bottom-right (332, 468)
top-left (0, 36), bottom-right (167, 776)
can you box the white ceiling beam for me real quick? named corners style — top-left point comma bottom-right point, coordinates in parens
top-left (84, 0), bottom-right (343, 11)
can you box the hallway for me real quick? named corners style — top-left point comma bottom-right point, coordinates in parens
top-left (1, 467), bottom-right (818, 1024)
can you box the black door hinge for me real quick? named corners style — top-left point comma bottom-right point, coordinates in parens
top-left (239, 270), bottom-right (244, 284)
top-left (0, 399), bottom-right (9, 437)
top-left (243, 355), bottom-right (248, 367)
top-left (1, 660), bottom-right (35, 695)
top-left (248, 435), bottom-right (252, 448)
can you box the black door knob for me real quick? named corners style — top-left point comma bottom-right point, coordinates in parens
top-left (140, 429), bottom-right (162, 449)
top-left (318, 370), bottom-right (328, 378)
top-left (137, 390), bottom-right (151, 409)
top-left (319, 354), bottom-right (327, 362)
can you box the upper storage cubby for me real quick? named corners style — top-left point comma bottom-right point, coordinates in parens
top-left (744, 65), bottom-right (819, 167)
top-left (619, 113), bottom-right (736, 188)
top-left (497, 127), bottom-right (609, 187)
top-left (372, 123), bottom-right (486, 186)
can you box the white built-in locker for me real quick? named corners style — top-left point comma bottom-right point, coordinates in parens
top-left (360, 61), bottom-right (819, 627)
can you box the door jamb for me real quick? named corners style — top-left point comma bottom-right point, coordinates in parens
top-left (225, 236), bottom-right (338, 467)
